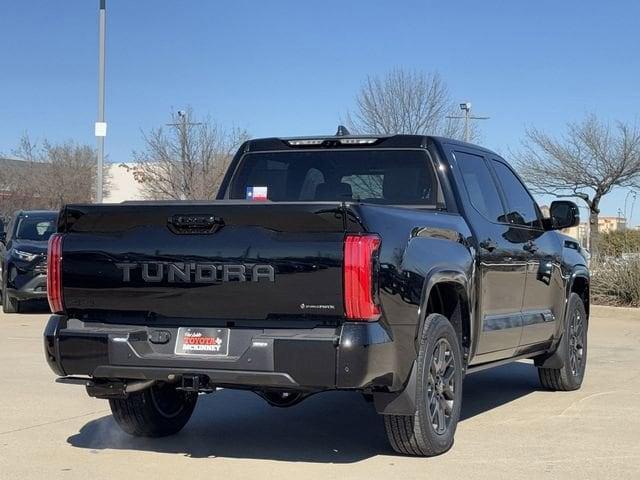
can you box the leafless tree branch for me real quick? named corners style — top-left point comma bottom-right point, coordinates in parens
top-left (346, 68), bottom-right (480, 141)
top-left (131, 108), bottom-right (249, 200)
top-left (514, 114), bottom-right (640, 254)
top-left (1, 134), bottom-right (109, 219)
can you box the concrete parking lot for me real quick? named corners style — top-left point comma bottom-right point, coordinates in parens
top-left (1, 306), bottom-right (639, 480)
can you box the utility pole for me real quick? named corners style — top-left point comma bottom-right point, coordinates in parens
top-left (446, 102), bottom-right (490, 142)
top-left (95, 0), bottom-right (107, 203)
top-left (165, 110), bottom-right (203, 162)
top-left (166, 110), bottom-right (203, 199)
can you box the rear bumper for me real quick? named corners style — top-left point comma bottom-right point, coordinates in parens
top-left (44, 315), bottom-right (401, 392)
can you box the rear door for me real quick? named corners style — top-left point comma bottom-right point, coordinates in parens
top-left (453, 150), bottom-right (527, 362)
top-left (490, 158), bottom-right (561, 347)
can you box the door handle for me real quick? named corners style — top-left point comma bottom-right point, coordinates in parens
top-left (523, 241), bottom-right (538, 253)
top-left (479, 238), bottom-right (498, 252)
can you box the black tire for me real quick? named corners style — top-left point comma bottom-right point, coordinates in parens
top-left (109, 382), bottom-right (198, 437)
top-left (538, 293), bottom-right (588, 391)
top-left (384, 313), bottom-right (464, 456)
top-left (2, 288), bottom-right (19, 313)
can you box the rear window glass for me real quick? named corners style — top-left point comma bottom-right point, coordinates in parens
top-left (15, 215), bottom-right (57, 241)
top-left (226, 150), bottom-right (441, 206)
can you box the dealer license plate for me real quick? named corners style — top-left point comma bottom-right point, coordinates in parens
top-left (175, 327), bottom-right (230, 356)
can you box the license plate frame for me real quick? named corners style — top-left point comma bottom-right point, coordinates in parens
top-left (174, 327), bottom-right (230, 357)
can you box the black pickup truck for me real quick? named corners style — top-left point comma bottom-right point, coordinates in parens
top-left (44, 134), bottom-right (589, 456)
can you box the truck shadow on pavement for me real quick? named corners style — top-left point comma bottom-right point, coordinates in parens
top-left (67, 361), bottom-right (541, 462)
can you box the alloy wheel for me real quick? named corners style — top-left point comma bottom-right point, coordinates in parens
top-left (426, 338), bottom-right (456, 435)
top-left (568, 309), bottom-right (585, 376)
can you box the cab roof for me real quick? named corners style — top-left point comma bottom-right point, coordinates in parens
top-left (240, 134), bottom-right (495, 155)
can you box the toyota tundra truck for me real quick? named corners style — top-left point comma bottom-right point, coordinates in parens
top-left (43, 133), bottom-right (589, 456)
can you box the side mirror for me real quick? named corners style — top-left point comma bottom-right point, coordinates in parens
top-left (549, 200), bottom-right (579, 230)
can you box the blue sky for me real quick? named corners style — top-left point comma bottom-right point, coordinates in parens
top-left (1, 1), bottom-right (639, 222)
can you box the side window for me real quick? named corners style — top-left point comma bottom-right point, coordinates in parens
top-left (491, 160), bottom-right (542, 229)
top-left (455, 151), bottom-right (505, 223)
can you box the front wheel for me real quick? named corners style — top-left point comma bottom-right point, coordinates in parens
top-left (538, 293), bottom-right (588, 391)
top-left (384, 313), bottom-right (463, 456)
top-left (109, 382), bottom-right (198, 437)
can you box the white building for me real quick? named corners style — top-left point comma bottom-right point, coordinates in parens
top-left (103, 163), bottom-right (145, 203)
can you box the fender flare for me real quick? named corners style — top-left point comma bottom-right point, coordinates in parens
top-left (415, 268), bottom-right (472, 350)
top-left (567, 267), bottom-right (590, 306)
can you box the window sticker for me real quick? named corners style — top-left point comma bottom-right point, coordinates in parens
top-left (246, 186), bottom-right (268, 201)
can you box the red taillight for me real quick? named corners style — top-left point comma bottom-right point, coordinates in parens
top-left (47, 234), bottom-right (64, 313)
top-left (344, 234), bottom-right (381, 321)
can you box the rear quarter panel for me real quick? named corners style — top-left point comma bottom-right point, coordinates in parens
top-left (348, 204), bottom-right (474, 386)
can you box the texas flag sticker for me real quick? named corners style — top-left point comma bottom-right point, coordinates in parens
top-left (246, 186), bottom-right (268, 201)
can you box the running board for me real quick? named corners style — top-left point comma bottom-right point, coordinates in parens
top-left (466, 350), bottom-right (547, 374)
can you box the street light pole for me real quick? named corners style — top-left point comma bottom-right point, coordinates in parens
top-left (95, 0), bottom-right (107, 203)
top-left (624, 190), bottom-right (637, 221)
top-left (463, 105), bottom-right (469, 142)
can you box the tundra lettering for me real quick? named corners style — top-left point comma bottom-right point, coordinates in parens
top-left (115, 262), bottom-right (275, 283)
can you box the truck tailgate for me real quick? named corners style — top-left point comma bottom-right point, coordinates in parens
top-left (59, 202), bottom-right (348, 321)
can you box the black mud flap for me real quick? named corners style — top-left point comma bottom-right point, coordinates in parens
top-left (373, 361), bottom-right (417, 416)
top-left (534, 334), bottom-right (566, 369)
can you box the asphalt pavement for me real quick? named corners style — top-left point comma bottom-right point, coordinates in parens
top-left (1, 305), bottom-right (639, 479)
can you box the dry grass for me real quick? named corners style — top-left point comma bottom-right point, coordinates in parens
top-left (591, 257), bottom-right (640, 307)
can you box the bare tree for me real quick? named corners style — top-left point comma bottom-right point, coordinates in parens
top-left (515, 114), bottom-right (640, 255)
top-left (346, 68), bottom-right (479, 141)
top-left (131, 109), bottom-right (249, 200)
top-left (1, 134), bottom-right (108, 219)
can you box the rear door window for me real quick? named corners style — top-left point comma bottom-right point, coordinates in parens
top-left (455, 151), bottom-right (505, 223)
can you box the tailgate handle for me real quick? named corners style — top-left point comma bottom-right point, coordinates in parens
top-left (168, 215), bottom-right (225, 234)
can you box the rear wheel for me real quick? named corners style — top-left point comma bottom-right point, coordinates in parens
top-left (384, 313), bottom-right (463, 456)
top-left (109, 382), bottom-right (198, 437)
top-left (538, 293), bottom-right (588, 391)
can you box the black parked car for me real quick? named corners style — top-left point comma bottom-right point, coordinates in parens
top-left (0, 210), bottom-right (58, 313)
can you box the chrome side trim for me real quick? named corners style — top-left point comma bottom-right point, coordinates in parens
top-left (482, 314), bottom-right (522, 332)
